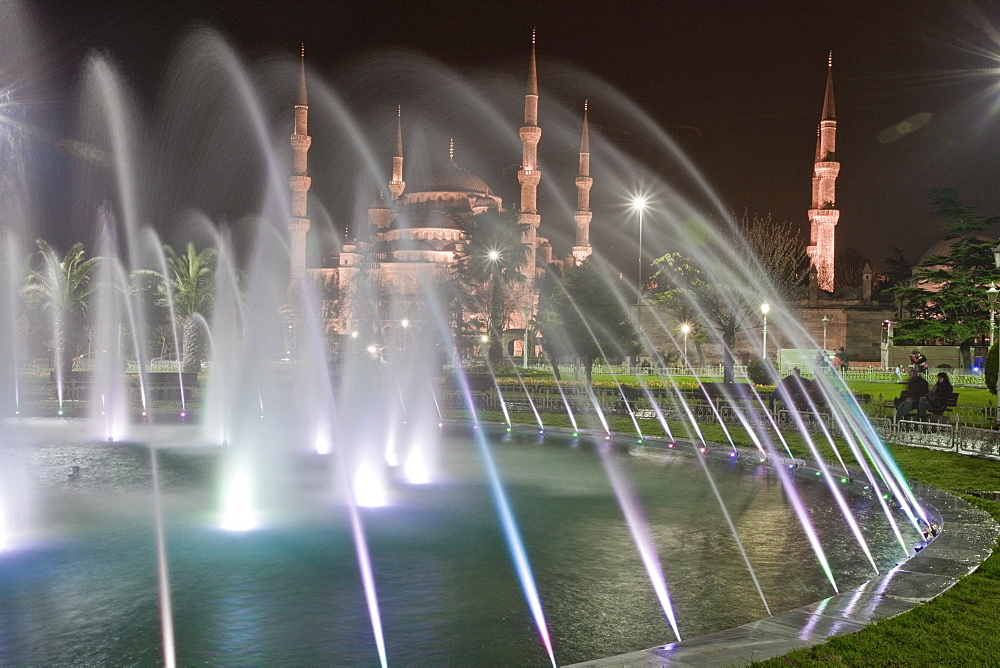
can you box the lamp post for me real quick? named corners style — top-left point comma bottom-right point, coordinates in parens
top-left (760, 303), bottom-right (770, 360)
top-left (631, 197), bottom-right (647, 301)
top-left (681, 323), bottom-right (691, 369)
top-left (822, 314), bottom-right (829, 351)
top-left (987, 287), bottom-right (997, 348)
top-left (523, 305), bottom-right (531, 369)
top-left (401, 318), bottom-right (409, 353)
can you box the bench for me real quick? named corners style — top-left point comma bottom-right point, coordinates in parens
top-left (889, 391), bottom-right (959, 422)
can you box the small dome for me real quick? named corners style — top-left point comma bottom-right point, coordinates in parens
top-left (369, 192), bottom-right (390, 210)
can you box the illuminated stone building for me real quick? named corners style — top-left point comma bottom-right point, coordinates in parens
top-left (288, 38), bottom-right (593, 349)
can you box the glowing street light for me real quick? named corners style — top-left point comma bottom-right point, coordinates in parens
top-left (822, 313), bottom-right (829, 351)
top-left (680, 323), bottom-right (691, 368)
top-left (401, 318), bottom-right (409, 353)
top-left (487, 249), bottom-right (501, 262)
top-left (760, 303), bottom-right (770, 360)
top-left (631, 196), bottom-right (648, 299)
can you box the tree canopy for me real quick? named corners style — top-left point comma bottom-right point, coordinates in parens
top-left (536, 259), bottom-right (639, 383)
top-left (453, 209), bottom-right (530, 361)
top-left (891, 188), bottom-right (1000, 365)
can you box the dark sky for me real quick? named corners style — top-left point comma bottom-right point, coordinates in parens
top-left (10, 0), bottom-right (1000, 271)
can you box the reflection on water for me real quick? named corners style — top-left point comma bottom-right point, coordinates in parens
top-left (0, 425), bottom-right (907, 665)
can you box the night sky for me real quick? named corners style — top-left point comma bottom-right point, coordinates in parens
top-left (9, 0), bottom-right (1000, 272)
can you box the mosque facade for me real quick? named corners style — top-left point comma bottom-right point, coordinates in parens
top-left (286, 39), bottom-right (593, 351)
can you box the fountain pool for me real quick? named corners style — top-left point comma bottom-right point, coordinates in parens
top-left (0, 420), bottom-right (913, 665)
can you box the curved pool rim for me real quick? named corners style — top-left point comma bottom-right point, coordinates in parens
top-left (533, 425), bottom-right (1000, 667)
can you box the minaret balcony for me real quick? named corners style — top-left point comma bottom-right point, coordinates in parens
top-left (518, 170), bottom-right (541, 186)
top-left (519, 126), bottom-right (542, 143)
top-left (290, 134), bottom-right (312, 151)
top-left (289, 175), bottom-right (312, 191)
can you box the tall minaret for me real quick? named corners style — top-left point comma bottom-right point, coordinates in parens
top-left (289, 45), bottom-right (312, 282)
top-left (572, 100), bottom-right (593, 264)
top-left (518, 29), bottom-right (541, 281)
top-left (388, 105), bottom-right (405, 201)
top-left (806, 52), bottom-right (839, 292)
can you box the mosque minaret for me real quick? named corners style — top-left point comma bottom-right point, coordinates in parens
top-left (517, 29), bottom-right (542, 284)
top-left (572, 100), bottom-right (593, 264)
top-left (806, 53), bottom-right (840, 292)
top-left (288, 45), bottom-right (312, 282)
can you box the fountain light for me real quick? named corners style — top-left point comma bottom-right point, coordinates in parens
top-left (220, 470), bottom-right (258, 532)
top-left (355, 464), bottom-right (387, 508)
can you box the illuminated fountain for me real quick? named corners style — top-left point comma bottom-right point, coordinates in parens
top-left (0, 5), bottom-right (937, 666)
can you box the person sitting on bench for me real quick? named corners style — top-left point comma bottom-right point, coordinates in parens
top-left (773, 367), bottom-right (809, 411)
top-left (894, 368), bottom-right (929, 421)
top-left (919, 371), bottom-right (953, 418)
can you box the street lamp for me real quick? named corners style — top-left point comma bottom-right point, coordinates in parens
top-left (680, 323), bottom-right (691, 368)
top-left (760, 303), bottom-right (770, 360)
top-left (401, 318), bottom-right (409, 353)
top-left (631, 196), bottom-right (647, 300)
top-left (822, 314), bottom-right (829, 351)
top-left (351, 330), bottom-right (358, 354)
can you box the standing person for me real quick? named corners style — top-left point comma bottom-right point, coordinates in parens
top-left (835, 347), bottom-right (850, 372)
top-left (830, 353), bottom-right (843, 373)
top-left (919, 372), bottom-right (954, 419)
top-left (894, 368), bottom-right (930, 421)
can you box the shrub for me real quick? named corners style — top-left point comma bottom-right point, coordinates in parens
top-left (986, 342), bottom-right (998, 396)
top-left (746, 359), bottom-right (770, 386)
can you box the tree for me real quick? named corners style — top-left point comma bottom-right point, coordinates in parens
top-left (836, 246), bottom-right (872, 289)
top-left (890, 189), bottom-right (1000, 368)
top-left (881, 247), bottom-right (912, 291)
top-left (736, 213), bottom-right (807, 301)
top-left (22, 240), bottom-right (100, 370)
top-left (653, 253), bottom-right (751, 383)
top-left (651, 213), bottom-right (806, 382)
top-left (539, 259), bottom-right (639, 384)
top-left (453, 209), bottom-right (530, 361)
top-left (157, 243), bottom-right (216, 371)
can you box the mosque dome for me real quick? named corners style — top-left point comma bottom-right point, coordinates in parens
top-left (919, 234), bottom-right (995, 264)
top-left (408, 160), bottom-right (491, 195)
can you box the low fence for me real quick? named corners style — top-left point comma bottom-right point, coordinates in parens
top-left (442, 384), bottom-right (1000, 462)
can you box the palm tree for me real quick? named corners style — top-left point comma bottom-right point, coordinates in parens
top-left (453, 209), bottom-right (530, 361)
top-left (160, 243), bottom-right (216, 372)
top-left (22, 240), bottom-right (100, 371)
